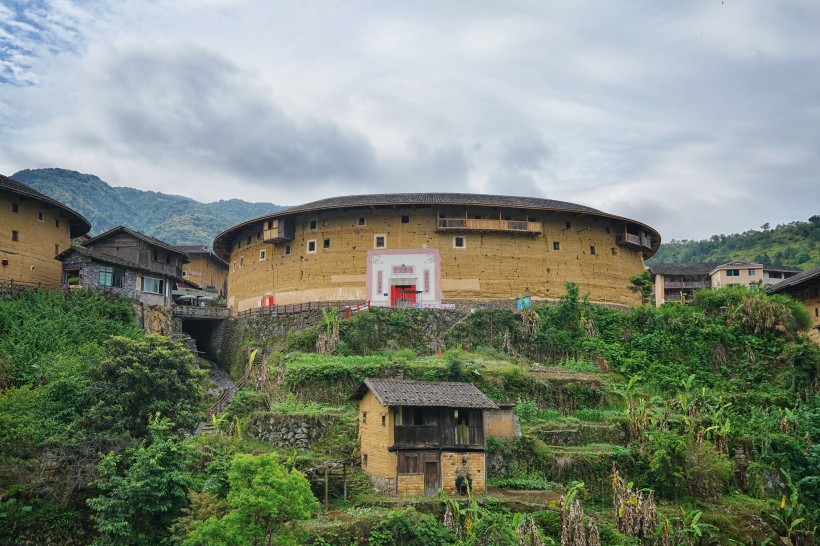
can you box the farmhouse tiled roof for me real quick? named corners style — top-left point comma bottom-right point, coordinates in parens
top-left (213, 192), bottom-right (661, 260)
top-left (648, 263), bottom-right (720, 276)
top-left (174, 245), bottom-right (229, 267)
top-left (56, 246), bottom-right (195, 286)
top-left (768, 265), bottom-right (820, 293)
top-left (763, 265), bottom-right (803, 273)
top-left (351, 378), bottom-right (499, 409)
top-left (1, 173), bottom-right (91, 238)
top-left (84, 226), bottom-right (190, 263)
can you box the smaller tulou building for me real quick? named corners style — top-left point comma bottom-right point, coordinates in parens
top-left (175, 245), bottom-right (229, 298)
top-left (769, 265), bottom-right (820, 343)
top-left (1, 174), bottom-right (91, 287)
top-left (351, 378), bottom-right (518, 497)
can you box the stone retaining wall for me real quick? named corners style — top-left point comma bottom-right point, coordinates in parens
top-left (247, 412), bottom-right (341, 450)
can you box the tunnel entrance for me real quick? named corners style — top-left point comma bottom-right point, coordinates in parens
top-left (179, 317), bottom-right (223, 358)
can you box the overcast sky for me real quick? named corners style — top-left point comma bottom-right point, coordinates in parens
top-left (1, 1), bottom-right (818, 241)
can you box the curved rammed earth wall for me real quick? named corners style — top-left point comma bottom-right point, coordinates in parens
top-left (0, 190), bottom-right (74, 286)
top-left (225, 207), bottom-right (646, 311)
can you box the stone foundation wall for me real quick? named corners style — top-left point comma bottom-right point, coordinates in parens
top-left (247, 412), bottom-right (340, 450)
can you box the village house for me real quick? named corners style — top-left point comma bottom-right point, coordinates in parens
top-left (649, 261), bottom-right (802, 305)
top-left (212, 193), bottom-right (662, 312)
top-left (57, 226), bottom-right (191, 309)
top-left (351, 378), bottom-right (518, 497)
top-left (175, 244), bottom-right (229, 297)
top-left (769, 265), bottom-right (820, 343)
top-left (0, 174), bottom-right (90, 287)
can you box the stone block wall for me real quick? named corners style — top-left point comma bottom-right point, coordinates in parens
top-left (396, 473), bottom-right (425, 496)
top-left (441, 451), bottom-right (486, 495)
top-left (247, 413), bottom-right (340, 450)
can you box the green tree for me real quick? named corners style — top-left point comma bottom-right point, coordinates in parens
top-left (628, 270), bottom-right (654, 306)
top-left (184, 453), bottom-right (318, 546)
top-left (87, 416), bottom-right (197, 545)
top-left (86, 335), bottom-right (202, 438)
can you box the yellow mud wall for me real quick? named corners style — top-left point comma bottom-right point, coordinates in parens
top-left (183, 255), bottom-right (228, 295)
top-left (226, 208), bottom-right (646, 312)
top-left (440, 451), bottom-right (486, 495)
top-left (0, 191), bottom-right (74, 286)
top-left (357, 391), bottom-right (396, 492)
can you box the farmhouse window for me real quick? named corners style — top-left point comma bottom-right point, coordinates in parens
top-left (454, 236), bottom-right (465, 248)
top-left (55, 219), bottom-right (60, 228)
top-left (553, 241), bottom-right (560, 250)
top-left (374, 235), bottom-right (386, 248)
top-left (381, 414), bottom-right (386, 426)
top-left (726, 269), bottom-right (740, 277)
top-left (12, 202), bottom-right (18, 213)
top-left (309, 219), bottom-right (317, 230)
top-left (565, 221), bottom-right (571, 229)
top-left (748, 269), bottom-right (755, 276)
top-left (99, 266), bottom-right (124, 288)
top-left (362, 411), bottom-right (367, 424)
top-left (240, 256), bottom-right (244, 267)
top-left (37, 210), bottom-right (44, 221)
top-left (358, 216), bottom-right (366, 226)
top-left (611, 248), bottom-right (617, 256)
top-left (398, 453), bottom-right (420, 474)
top-left (307, 240), bottom-right (317, 253)
top-left (323, 238), bottom-right (330, 249)
top-left (12, 231), bottom-right (18, 242)
top-left (259, 249), bottom-right (267, 261)
top-left (401, 215), bottom-right (410, 223)
top-left (141, 276), bottom-right (165, 294)
top-left (590, 246), bottom-right (596, 255)
top-left (363, 454), bottom-right (368, 468)
top-left (284, 245), bottom-right (291, 256)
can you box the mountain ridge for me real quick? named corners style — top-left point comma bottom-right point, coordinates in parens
top-left (11, 168), bottom-right (285, 246)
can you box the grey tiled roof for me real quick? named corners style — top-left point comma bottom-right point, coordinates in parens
top-left (1, 173), bottom-right (91, 237)
top-left (351, 378), bottom-right (499, 409)
top-left (648, 263), bottom-right (720, 276)
top-left (768, 265), bottom-right (820, 293)
top-left (213, 192), bottom-right (662, 260)
top-left (174, 245), bottom-right (229, 267)
top-left (763, 265), bottom-right (803, 273)
top-left (85, 226), bottom-right (190, 262)
top-left (57, 246), bottom-right (150, 272)
top-left (56, 246), bottom-right (194, 285)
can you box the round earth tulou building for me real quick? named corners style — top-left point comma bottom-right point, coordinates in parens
top-left (213, 193), bottom-right (661, 312)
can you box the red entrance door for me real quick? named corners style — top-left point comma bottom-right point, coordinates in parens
top-left (390, 285), bottom-right (417, 307)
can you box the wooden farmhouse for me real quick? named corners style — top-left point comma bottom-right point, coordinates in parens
top-left (352, 378), bottom-right (518, 497)
top-left (57, 226), bottom-right (191, 308)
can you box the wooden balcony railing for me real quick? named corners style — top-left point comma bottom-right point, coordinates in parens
top-left (173, 306), bottom-right (231, 319)
top-left (394, 425), bottom-right (484, 448)
top-left (616, 232), bottom-right (652, 250)
top-left (663, 281), bottom-right (710, 289)
top-left (436, 218), bottom-right (542, 234)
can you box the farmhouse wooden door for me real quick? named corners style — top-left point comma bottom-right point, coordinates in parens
top-left (424, 460), bottom-right (440, 496)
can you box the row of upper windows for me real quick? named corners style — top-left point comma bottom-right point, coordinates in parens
top-left (234, 216), bottom-right (614, 250)
top-left (230, 237), bottom-right (616, 270)
top-left (725, 269), bottom-right (758, 277)
top-left (9, 202), bottom-right (63, 228)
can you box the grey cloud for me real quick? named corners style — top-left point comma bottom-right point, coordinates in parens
top-left (85, 47), bottom-right (376, 183)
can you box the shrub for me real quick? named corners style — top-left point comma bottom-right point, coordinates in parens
top-left (368, 508), bottom-right (454, 546)
top-left (468, 510), bottom-right (518, 546)
top-left (686, 442), bottom-right (732, 499)
top-left (515, 398), bottom-right (538, 422)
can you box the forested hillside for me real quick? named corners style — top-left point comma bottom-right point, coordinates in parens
top-left (1, 285), bottom-right (817, 545)
top-left (649, 216), bottom-right (820, 268)
top-left (11, 168), bottom-right (284, 245)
